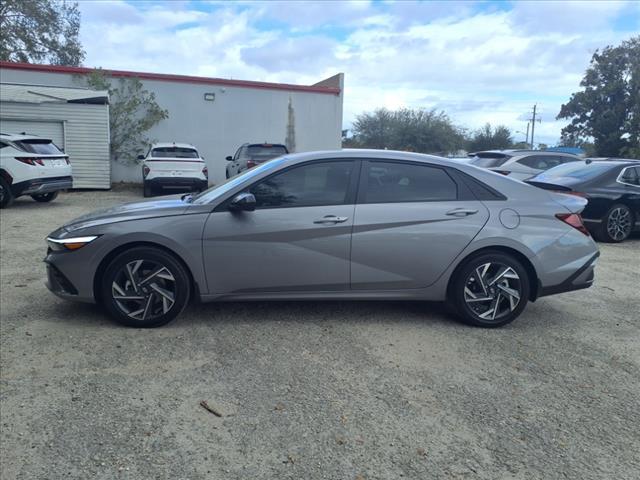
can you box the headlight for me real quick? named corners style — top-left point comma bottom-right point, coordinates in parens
top-left (47, 235), bottom-right (99, 252)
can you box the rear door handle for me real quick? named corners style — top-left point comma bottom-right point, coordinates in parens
top-left (446, 208), bottom-right (478, 217)
top-left (313, 215), bottom-right (349, 224)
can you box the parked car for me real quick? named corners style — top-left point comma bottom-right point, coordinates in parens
top-left (526, 158), bottom-right (640, 242)
top-left (140, 143), bottom-right (208, 197)
top-left (0, 132), bottom-right (72, 208)
top-left (44, 149), bottom-right (599, 329)
top-left (225, 143), bottom-right (288, 178)
top-left (468, 150), bottom-right (581, 180)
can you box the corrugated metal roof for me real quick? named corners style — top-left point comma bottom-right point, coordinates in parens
top-left (0, 83), bottom-right (109, 104)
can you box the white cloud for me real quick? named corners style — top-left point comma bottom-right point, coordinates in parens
top-left (75, 0), bottom-right (638, 145)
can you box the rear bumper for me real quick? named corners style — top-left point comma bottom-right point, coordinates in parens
top-left (12, 176), bottom-right (73, 196)
top-left (538, 252), bottom-right (599, 298)
top-left (146, 177), bottom-right (208, 191)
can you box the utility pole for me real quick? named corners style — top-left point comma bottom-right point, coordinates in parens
top-left (525, 121), bottom-right (530, 148)
top-left (526, 104), bottom-right (541, 149)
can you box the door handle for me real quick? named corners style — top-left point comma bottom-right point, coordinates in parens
top-left (446, 208), bottom-right (478, 217)
top-left (313, 215), bottom-right (349, 224)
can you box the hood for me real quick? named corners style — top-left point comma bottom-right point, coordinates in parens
top-left (64, 195), bottom-right (189, 232)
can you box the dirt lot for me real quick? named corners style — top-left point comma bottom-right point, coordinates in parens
top-left (1, 189), bottom-right (639, 480)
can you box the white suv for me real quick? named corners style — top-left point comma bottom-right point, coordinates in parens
top-left (0, 133), bottom-right (73, 208)
top-left (139, 143), bottom-right (208, 197)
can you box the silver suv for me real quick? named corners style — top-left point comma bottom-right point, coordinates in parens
top-left (469, 150), bottom-right (581, 180)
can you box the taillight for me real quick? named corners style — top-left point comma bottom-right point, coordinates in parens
top-left (202, 166), bottom-right (208, 178)
top-left (64, 157), bottom-right (70, 165)
top-left (247, 160), bottom-right (257, 169)
top-left (16, 157), bottom-right (44, 166)
top-left (143, 165), bottom-right (150, 178)
top-left (556, 213), bottom-right (590, 236)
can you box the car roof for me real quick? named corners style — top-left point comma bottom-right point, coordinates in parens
top-left (587, 157), bottom-right (640, 164)
top-left (0, 132), bottom-right (51, 142)
top-left (151, 142), bottom-right (197, 150)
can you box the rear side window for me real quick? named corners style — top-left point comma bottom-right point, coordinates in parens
top-left (151, 147), bottom-right (199, 159)
top-left (362, 162), bottom-right (457, 203)
top-left (518, 155), bottom-right (569, 170)
top-left (619, 166), bottom-right (640, 186)
top-left (250, 160), bottom-right (354, 208)
top-left (14, 140), bottom-right (63, 155)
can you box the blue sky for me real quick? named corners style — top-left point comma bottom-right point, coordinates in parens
top-left (78, 0), bottom-right (639, 146)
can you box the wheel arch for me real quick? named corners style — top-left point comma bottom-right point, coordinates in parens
top-left (93, 241), bottom-right (199, 304)
top-left (447, 245), bottom-right (540, 302)
top-left (0, 169), bottom-right (13, 184)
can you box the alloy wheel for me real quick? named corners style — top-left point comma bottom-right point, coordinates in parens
top-left (606, 207), bottom-right (631, 241)
top-left (111, 259), bottom-right (176, 321)
top-left (463, 262), bottom-right (522, 322)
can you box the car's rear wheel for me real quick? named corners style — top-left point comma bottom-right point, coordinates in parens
top-left (0, 177), bottom-right (14, 208)
top-left (143, 182), bottom-right (153, 198)
top-left (101, 247), bottom-right (191, 327)
top-left (594, 204), bottom-right (633, 243)
top-left (449, 251), bottom-right (529, 328)
top-left (31, 191), bottom-right (59, 202)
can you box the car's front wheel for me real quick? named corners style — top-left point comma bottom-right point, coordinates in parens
top-left (594, 203), bottom-right (633, 243)
top-left (31, 191), bottom-right (59, 203)
top-left (101, 247), bottom-right (191, 327)
top-left (449, 251), bottom-right (529, 328)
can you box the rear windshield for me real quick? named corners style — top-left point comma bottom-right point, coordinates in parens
top-left (248, 145), bottom-right (287, 159)
top-left (469, 154), bottom-right (510, 168)
top-left (14, 140), bottom-right (64, 155)
top-left (538, 162), bottom-right (614, 180)
top-left (151, 147), bottom-right (199, 158)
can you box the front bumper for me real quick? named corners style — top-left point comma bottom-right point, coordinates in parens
top-left (12, 176), bottom-right (73, 196)
top-left (538, 252), bottom-right (599, 298)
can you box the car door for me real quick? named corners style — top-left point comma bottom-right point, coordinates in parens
top-left (350, 160), bottom-right (489, 290)
top-left (202, 159), bottom-right (359, 294)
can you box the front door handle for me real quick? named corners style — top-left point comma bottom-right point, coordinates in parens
top-left (446, 208), bottom-right (478, 217)
top-left (313, 215), bottom-right (349, 224)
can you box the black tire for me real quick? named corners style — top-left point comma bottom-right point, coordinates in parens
top-left (448, 251), bottom-right (530, 328)
top-left (593, 203), bottom-right (633, 243)
top-left (225, 170), bottom-right (230, 179)
top-left (31, 191), bottom-right (59, 203)
top-left (0, 177), bottom-right (14, 208)
top-left (100, 246), bottom-right (191, 328)
top-left (143, 182), bottom-right (153, 198)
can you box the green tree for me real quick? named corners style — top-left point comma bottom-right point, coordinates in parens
top-left (557, 36), bottom-right (639, 158)
top-left (0, 0), bottom-right (84, 65)
top-left (349, 108), bottom-right (466, 155)
top-left (79, 69), bottom-right (169, 164)
top-left (467, 123), bottom-right (513, 152)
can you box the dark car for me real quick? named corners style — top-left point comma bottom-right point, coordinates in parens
top-left (225, 143), bottom-right (289, 178)
top-left (526, 158), bottom-right (640, 242)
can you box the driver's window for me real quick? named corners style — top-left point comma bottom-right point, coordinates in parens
top-left (249, 161), bottom-right (354, 209)
top-left (234, 147), bottom-right (242, 160)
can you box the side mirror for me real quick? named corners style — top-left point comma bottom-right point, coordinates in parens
top-left (137, 154), bottom-right (145, 161)
top-left (225, 155), bottom-right (233, 161)
top-left (229, 192), bottom-right (256, 212)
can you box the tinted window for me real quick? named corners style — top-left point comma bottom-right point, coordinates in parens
top-left (14, 140), bottom-right (63, 155)
top-left (518, 155), bottom-right (569, 170)
top-left (620, 167), bottom-right (640, 186)
top-left (250, 161), bottom-right (354, 208)
top-left (363, 162), bottom-right (457, 203)
top-left (469, 154), bottom-right (510, 168)
top-left (151, 147), bottom-right (199, 159)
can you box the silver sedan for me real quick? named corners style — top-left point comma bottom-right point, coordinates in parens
top-left (45, 149), bottom-right (599, 328)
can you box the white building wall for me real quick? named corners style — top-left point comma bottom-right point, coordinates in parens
top-left (0, 100), bottom-right (110, 188)
top-left (0, 67), bottom-right (343, 185)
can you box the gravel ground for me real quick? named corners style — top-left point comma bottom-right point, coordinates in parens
top-left (1, 189), bottom-right (639, 480)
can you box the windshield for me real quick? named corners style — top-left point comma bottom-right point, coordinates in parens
top-left (536, 161), bottom-right (614, 181)
top-left (248, 145), bottom-right (288, 159)
top-left (15, 140), bottom-right (64, 155)
top-left (469, 156), bottom-right (510, 168)
top-left (192, 156), bottom-right (288, 204)
top-left (151, 147), bottom-right (199, 158)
